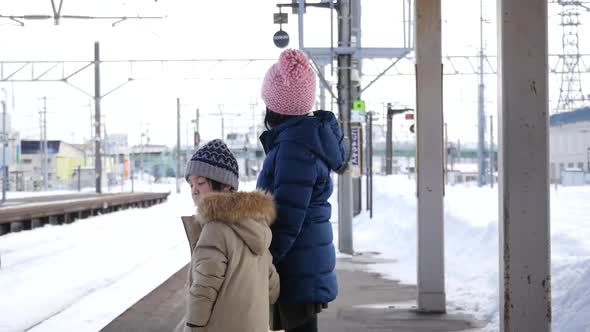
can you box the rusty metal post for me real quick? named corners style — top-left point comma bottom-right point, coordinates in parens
top-left (498, 0), bottom-right (550, 329)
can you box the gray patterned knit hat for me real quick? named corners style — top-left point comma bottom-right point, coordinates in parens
top-left (185, 139), bottom-right (239, 190)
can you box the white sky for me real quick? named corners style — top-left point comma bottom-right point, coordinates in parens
top-left (0, 0), bottom-right (589, 146)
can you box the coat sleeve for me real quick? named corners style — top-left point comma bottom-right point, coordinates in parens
top-left (268, 255), bottom-right (280, 304)
top-left (186, 223), bottom-right (228, 327)
top-left (270, 142), bottom-right (317, 264)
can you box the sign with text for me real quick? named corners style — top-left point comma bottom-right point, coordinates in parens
top-left (273, 13), bottom-right (288, 24)
top-left (273, 30), bottom-right (290, 48)
top-left (350, 124), bottom-right (363, 177)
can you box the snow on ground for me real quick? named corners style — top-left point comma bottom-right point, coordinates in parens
top-left (0, 181), bottom-right (193, 332)
top-left (1, 176), bottom-right (590, 331)
top-left (0, 179), bottom-right (257, 332)
top-left (6, 190), bottom-right (92, 199)
top-left (5, 174), bottom-right (174, 200)
top-left (333, 175), bottom-right (590, 332)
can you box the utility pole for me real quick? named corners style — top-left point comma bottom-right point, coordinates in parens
top-left (195, 108), bottom-right (200, 148)
top-left (103, 116), bottom-right (108, 192)
top-left (249, 100), bottom-right (258, 139)
top-left (490, 115), bottom-right (494, 188)
top-left (1, 98), bottom-right (6, 203)
top-left (366, 111), bottom-right (373, 219)
top-left (189, 108), bottom-right (200, 150)
top-left (185, 123), bottom-right (190, 149)
top-left (43, 99), bottom-right (48, 191)
top-left (196, 108), bottom-right (200, 134)
top-left (94, 41), bottom-right (102, 194)
top-left (385, 105), bottom-right (393, 175)
top-left (337, 0), bottom-right (354, 255)
top-left (319, 63), bottom-right (327, 110)
top-left (89, 101), bottom-right (93, 166)
top-left (444, 122), bottom-right (449, 179)
top-left (40, 97), bottom-right (48, 191)
top-left (385, 105), bottom-right (411, 175)
top-left (39, 103), bottom-right (43, 190)
top-left (77, 165), bottom-right (81, 192)
top-left (477, 0), bottom-right (487, 187)
top-left (140, 129), bottom-right (144, 181)
top-left (176, 98), bottom-right (181, 194)
top-left (218, 104), bottom-right (225, 140)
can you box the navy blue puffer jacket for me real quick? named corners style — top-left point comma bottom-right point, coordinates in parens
top-left (256, 110), bottom-right (348, 304)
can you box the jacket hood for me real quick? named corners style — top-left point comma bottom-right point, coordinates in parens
top-left (260, 110), bottom-right (348, 172)
top-left (196, 191), bottom-right (276, 255)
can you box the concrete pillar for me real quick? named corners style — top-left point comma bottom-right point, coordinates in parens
top-left (10, 222), bottom-right (24, 233)
top-left (32, 218), bottom-right (43, 229)
top-left (498, 0), bottom-right (550, 330)
top-left (0, 224), bottom-right (9, 235)
top-left (63, 214), bottom-right (71, 224)
top-left (415, 0), bottom-right (446, 313)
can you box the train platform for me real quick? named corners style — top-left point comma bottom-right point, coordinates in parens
top-left (0, 192), bottom-right (170, 235)
top-left (102, 253), bottom-right (482, 332)
top-left (2, 193), bottom-right (98, 207)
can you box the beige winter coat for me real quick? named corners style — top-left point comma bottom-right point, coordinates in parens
top-left (178, 191), bottom-right (280, 332)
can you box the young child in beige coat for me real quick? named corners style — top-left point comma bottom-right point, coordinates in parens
top-left (177, 139), bottom-right (279, 332)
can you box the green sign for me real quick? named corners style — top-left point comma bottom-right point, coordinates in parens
top-left (353, 99), bottom-right (365, 111)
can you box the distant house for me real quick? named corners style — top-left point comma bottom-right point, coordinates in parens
top-left (19, 140), bottom-right (86, 187)
top-left (128, 144), bottom-right (179, 179)
top-left (447, 163), bottom-right (479, 184)
top-left (561, 168), bottom-right (586, 186)
top-left (549, 107), bottom-right (590, 183)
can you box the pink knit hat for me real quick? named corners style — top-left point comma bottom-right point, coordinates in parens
top-left (261, 49), bottom-right (317, 116)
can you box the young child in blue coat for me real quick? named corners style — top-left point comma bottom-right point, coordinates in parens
top-left (257, 49), bottom-right (348, 332)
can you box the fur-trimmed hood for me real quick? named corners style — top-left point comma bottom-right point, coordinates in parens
top-left (198, 191), bottom-right (276, 226)
top-left (194, 191), bottom-right (276, 255)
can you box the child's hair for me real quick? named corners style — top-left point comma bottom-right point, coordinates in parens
top-left (264, 107), bottom-right (298, 129)
top-left (208, 178), bottom-right (235, 192)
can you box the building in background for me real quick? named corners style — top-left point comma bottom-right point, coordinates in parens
top-left (20, 140), bottom-right (84, 188)
top-left (550, 107), bottom-right (590, 185)
top-left (17, 140), bottom-right (113, 191)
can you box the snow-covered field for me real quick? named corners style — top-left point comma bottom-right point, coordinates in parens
top-left (1, 176), bottom-right (589, 331)
top-left (0, 181), bottom-right (194, 332)
top-left (345, 176), bottom-right (590, 332)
